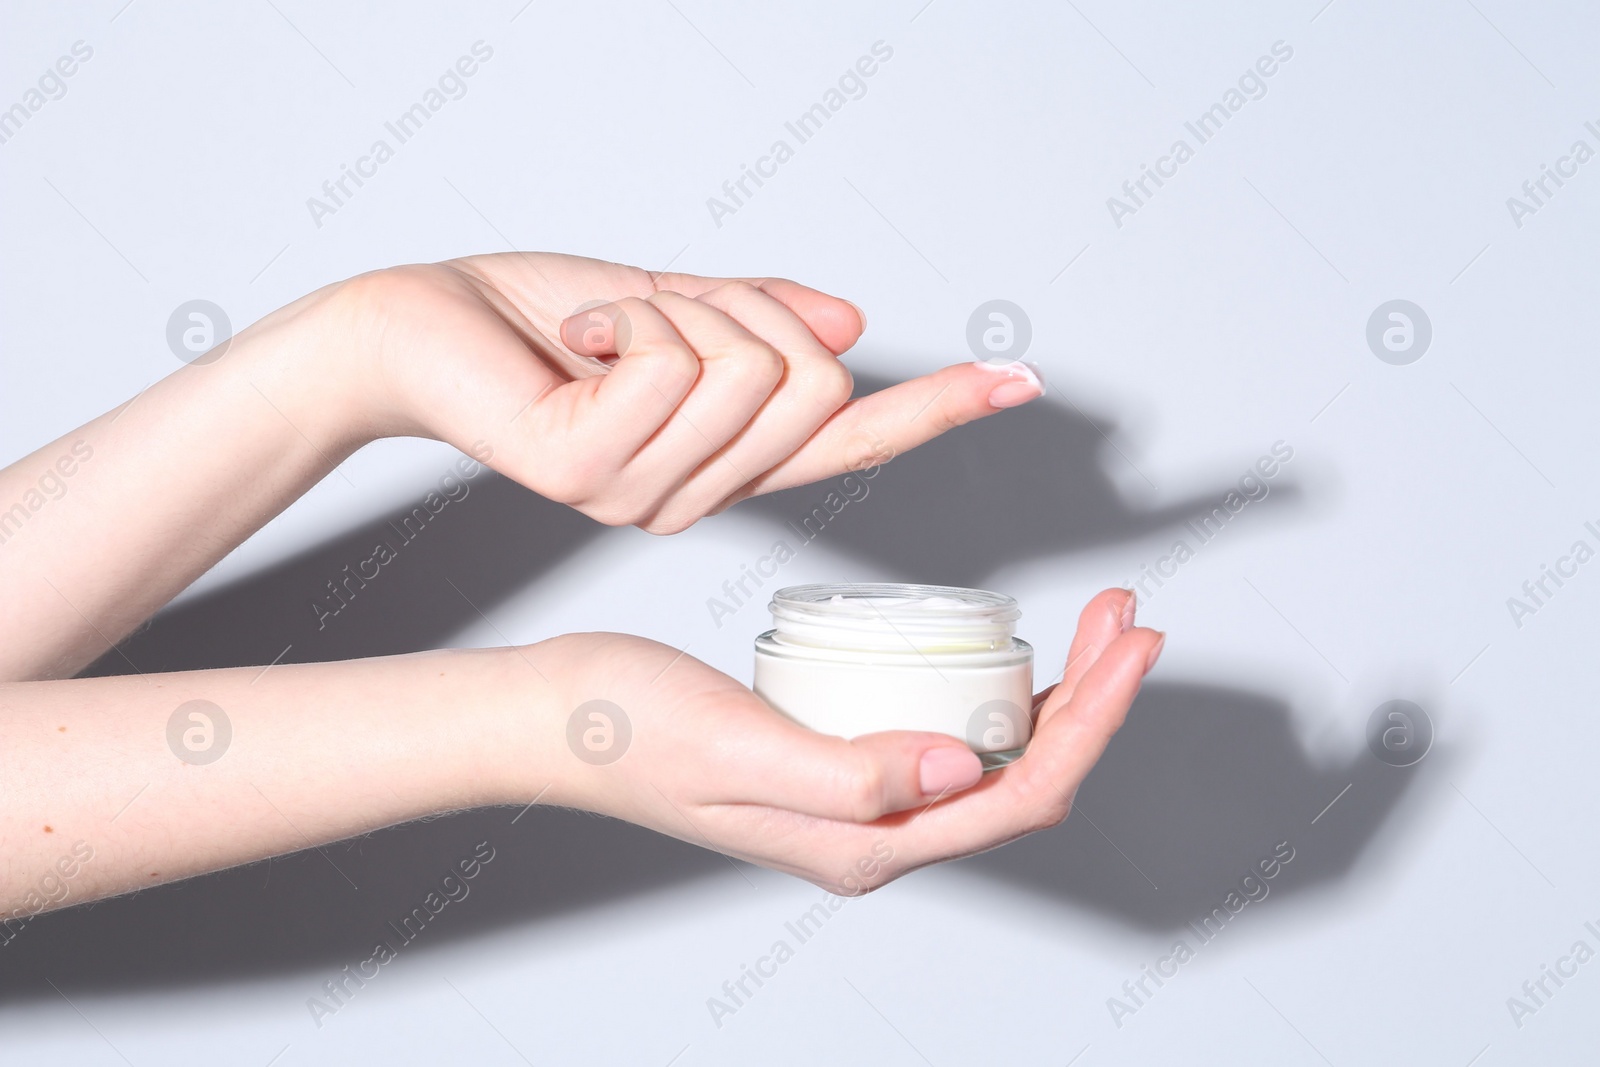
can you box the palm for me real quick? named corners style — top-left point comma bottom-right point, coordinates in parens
top-left (544, 587), bottom-right (1159, 895)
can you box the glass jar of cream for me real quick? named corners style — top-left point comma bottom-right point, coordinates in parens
top-left (753, 583), bottom-right (1035, 770)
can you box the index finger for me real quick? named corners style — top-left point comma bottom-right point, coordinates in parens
top-left (728, 360), bottom-right (1046, 499)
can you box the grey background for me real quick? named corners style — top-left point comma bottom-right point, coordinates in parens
top-left (3, 0), bottom-right (1597, 1063)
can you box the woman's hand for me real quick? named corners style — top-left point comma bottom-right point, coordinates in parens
top-left (317, 252), bottom-right (1043, 533)
top-left (0, 589), bottom-right (1157, 914)
top-left (0, 250), bottom-right (1039, 680)
top-left (526, 588), bottom-right (1160, 893)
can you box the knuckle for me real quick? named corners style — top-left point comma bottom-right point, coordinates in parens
top-left (805, 360), bottom-right (855, 411)
top-left (731, 344), bottom-right (785, 391)
top-left (839, 432), bottom-right (894, 474)
top-left (694, 338), bottom-right (781, 390)
top-left (841, 760), bottom-right (887, 823)
top-left (707, 279), bottom-right (761, 308)
top-left (642, 291), bottom-right (704, 345)
top-left (929, 399), bottom-right (978, 435)
top-left (643, 290), bottom-right (685, 312)
top-left (624, 321), bottom-right (699, 385)
top-left (656, 345), bottom-right (702, 389)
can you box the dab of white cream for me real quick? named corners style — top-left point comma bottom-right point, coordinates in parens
top-left (826, 594), bottom-right (971, 612)
top-left (971, 359), bottom-right (1046, 395)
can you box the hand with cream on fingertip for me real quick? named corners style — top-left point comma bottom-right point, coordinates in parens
top-left (334, 252), bottom-right (1043, 534)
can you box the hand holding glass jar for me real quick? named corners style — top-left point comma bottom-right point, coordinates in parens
top-left (539, 587), bottom-right (1162, 895)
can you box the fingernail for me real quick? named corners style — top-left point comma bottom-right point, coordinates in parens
top-left (1119, 591), bottom-right (1137, 633)
top-left (846, 300), bottom-right (868, 334)
top-left (920, 746), bottom-right (983, 796)
top-left (1144, 633), bottom-right (1166, 675)
top-left (987, 379), bottom-right (1043, 409)
top-left (978, 360), bottom-right (1045, 409)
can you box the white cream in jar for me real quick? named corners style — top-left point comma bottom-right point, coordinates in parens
top-left (753, 583), bottom-right (1035, 769)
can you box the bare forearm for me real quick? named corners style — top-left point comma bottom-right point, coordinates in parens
top-left (0, 293), bottom-right (368, 680)
top-left (0, 644), bottom-right (546, 918)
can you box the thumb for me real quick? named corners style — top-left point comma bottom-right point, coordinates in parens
top-left (713, 719), bottom-right (985, 823)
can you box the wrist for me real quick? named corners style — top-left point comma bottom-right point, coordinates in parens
top-left (301, 265), bottom-right (467, 444)
top-left (217, 319), bottom-right (370, 464)
top-left (222, 269), bottom-right (424, 458)
top-left (476, 639), bottom-right (577, 808)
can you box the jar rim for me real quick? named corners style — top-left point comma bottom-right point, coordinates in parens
top-left (766, 583), bottom-right (1020, 653)
top-left (769, 582), bottom-right (1020, 620)
top-left (756, 630), bottom-right (1033, 665)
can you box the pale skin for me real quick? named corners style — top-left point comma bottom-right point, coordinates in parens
top-left (0, 251), bottom-right (1163, 915)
